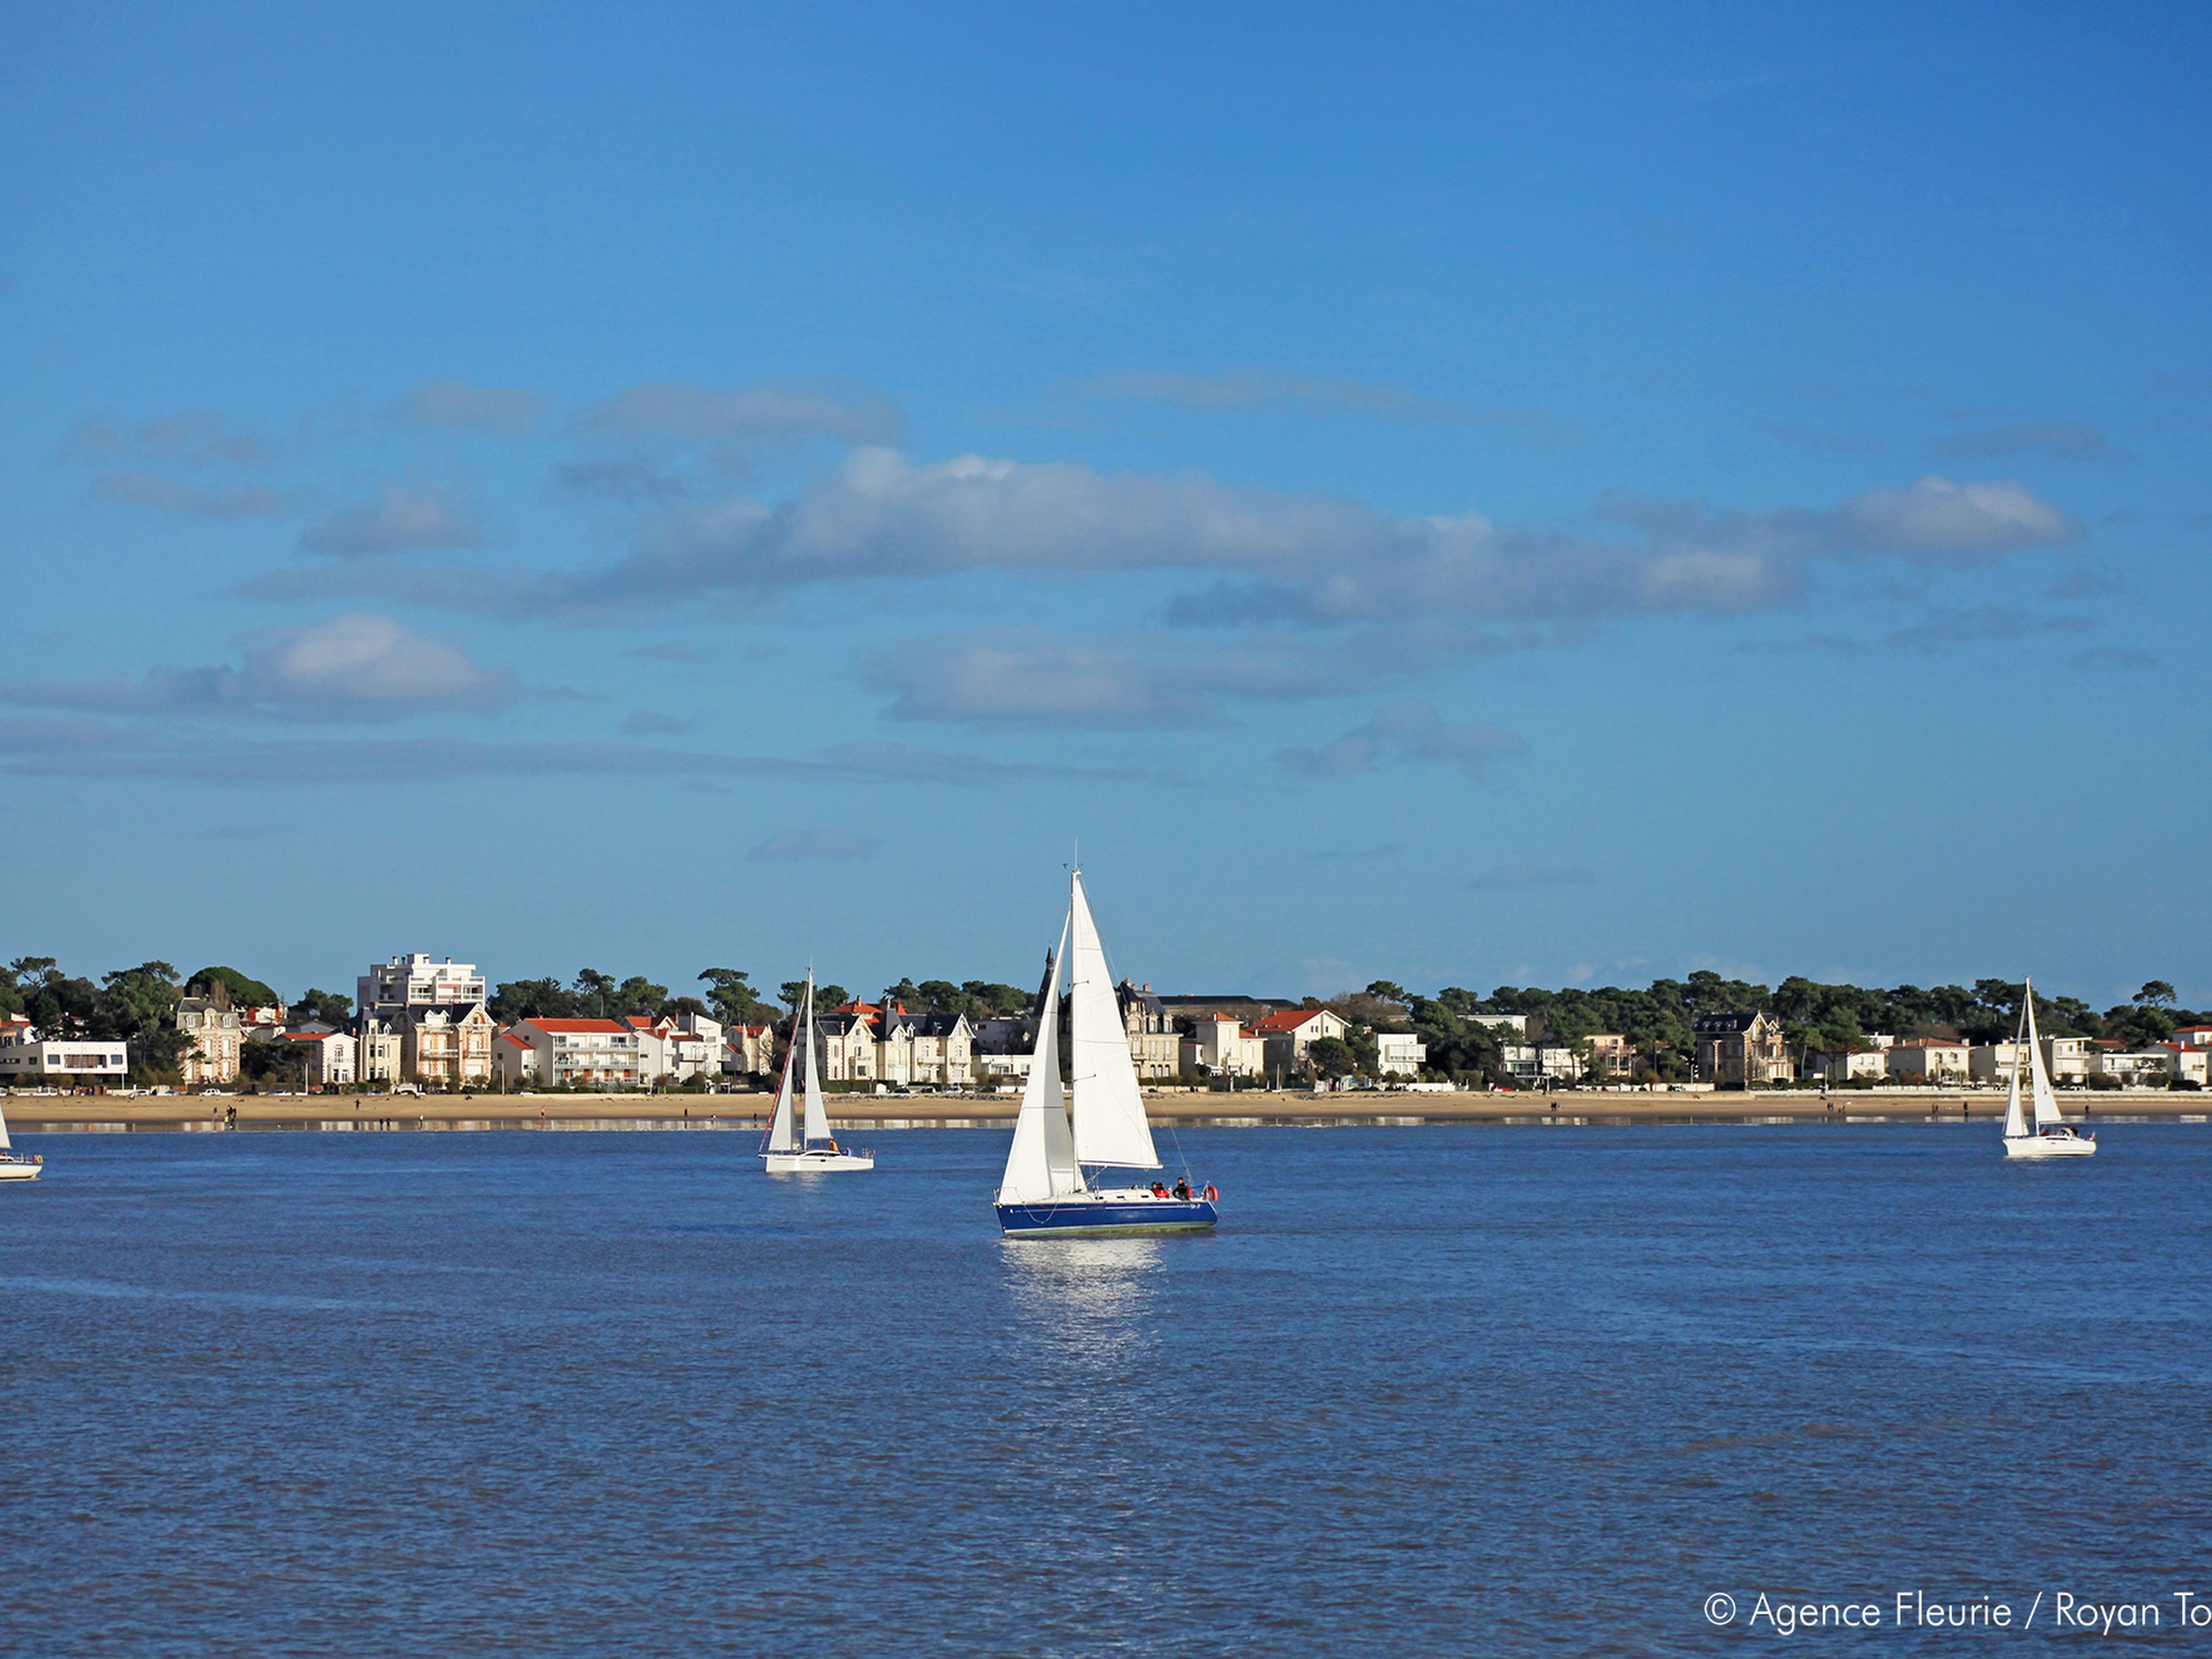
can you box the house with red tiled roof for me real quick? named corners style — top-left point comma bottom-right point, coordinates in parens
top-left (499, 1017), bottom-right (640, 1090)
top-left (1251, 1007), bottom-right (1349, 1073)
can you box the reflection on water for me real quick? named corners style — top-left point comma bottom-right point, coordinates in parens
top-left (1001, 1236), bottom-right (1164, 1435)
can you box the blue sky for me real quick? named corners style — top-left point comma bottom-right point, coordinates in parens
top-left (3, 2), bottom-right (2207, 1007)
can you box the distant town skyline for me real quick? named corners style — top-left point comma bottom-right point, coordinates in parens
top-left (3, 4), bottom-right (2207, 1007)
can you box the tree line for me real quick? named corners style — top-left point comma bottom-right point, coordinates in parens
top-left (5, 950), bottom-right (2200, 1087)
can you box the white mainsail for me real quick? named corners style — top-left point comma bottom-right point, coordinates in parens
top-left (2024, 982), bottom-right (2065, 1131)
top-left (998, 921), bottom-right (1083, 1205)
top-left (801, 977), bottom-right (832, 1147)
top-left (764, 1014), bottom-right (798, 1154)
top-left (0, 1095), bottom-right (11, 1151)
top-left (1066, 870), bottom-right (1160, 1172)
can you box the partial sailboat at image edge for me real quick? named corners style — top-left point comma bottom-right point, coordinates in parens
top-left (995, 868), bottom-right (1218, 1236)
top-left (2002, 976), bottom-right (2097, 1160)
top-left (0, 1090), bottom-right (41, 1181)
top-left (761, 969), bottom-right (875, 1173)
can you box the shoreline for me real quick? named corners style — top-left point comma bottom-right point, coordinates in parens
top-left (7, 1088), bottom-right (2207, 1133)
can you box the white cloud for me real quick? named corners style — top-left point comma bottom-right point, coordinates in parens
top-left (394, 382), bottom-right (545, 435)
top-left (747, 828), bottom-right (880, 862)
top-left (1274, 700), bottom-right (1529, 782)
top-left (580, 449), bottom-right (2077, 626)
top-left (92, 472), bottom-right (295, 518)
top-left (299, 484), bottom-right (487, 557)
top-left (0, 614), bottom-right (515, 721)
top-left (1828, 476), bottom-right (2080, 563)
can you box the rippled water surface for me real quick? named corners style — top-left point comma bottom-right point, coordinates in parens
top-left (3, 1125), bottom-right (2209, 1655)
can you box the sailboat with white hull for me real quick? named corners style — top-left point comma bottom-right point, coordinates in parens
top-left (761, 971), bottom-right (874, 1173)
top-left (0, 1090), bottom-right (41, 1182)
top-left (2002, 977), bottom-right (2096, 1160)
top-left (995, 868), bottom-right (1217, 1236)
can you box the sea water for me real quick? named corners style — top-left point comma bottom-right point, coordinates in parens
top-left (3, 1125), bottom-right (2208, 1656)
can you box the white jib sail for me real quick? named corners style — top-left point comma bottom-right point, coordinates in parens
top-left (0, 1096), bottom-right (11, 1151)
top-left (2001, 995), bottom-right (2028, 1141)
top-left (2024, 981), bottom-right (2065, 1130)
top-left (1066, 870), bottom-right (1160, 1171)
top-left (998, 921), bottom-right (1082, 1204)
top-left (764, 1014), bottom-right (798, 1154)
top-left (801, 976), bottom-right (832, 1146)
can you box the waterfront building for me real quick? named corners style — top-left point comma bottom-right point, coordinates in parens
top-left (0, 1032), bottom-right (130, 1084)
top-left (175, 992), bottom-right (243, 1086)
top-left (2094, 1047), bottom-right (2175, 1086)
top-left (1375, 1031), bottom-right (1428, 1077)
top-left (1181, 1012), bottom-right (1267, 1077)
top-left (357, 1017), bottom-right (402, 1084)
top-left (723, 1023), bottom-right (776, 1077)
top-left (1814, 1047), bottom-right (1891, 1083)
top-left (873, 1007), bottom-right (973, 1086)
top-left (1692, 1011), bottom-right (1794, 1086)
top-left (1582, 1032), bottom-right (1631, 1078)
top-left (281, 1028), bottom-right (355, 1089)
top-left (814, 1010), bottom-right (879, 1083)
top-left (398, 1003), bottom-right (494, 1088)
top-left (1114, 981), bottom-right (1183, 1080)
top-left (358, 954), bottom-right (487, 1018)
top-left (625, 1014), bottom-right (723, 1086)
top-left (501, 1017), bottom-right (642, 1088)
top-left (1252, 1007), bottom-right (1350, 1073)
top-left (1885, 1039), bottom-right (1971, 1084)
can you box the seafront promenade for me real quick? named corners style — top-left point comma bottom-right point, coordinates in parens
top-left (9, 1088), bottom-right (2207, 1132)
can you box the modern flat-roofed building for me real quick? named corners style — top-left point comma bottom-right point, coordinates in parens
top-left (0, 1033), bottom-right (130, 1084)
top-left (359, 954), bottom-right (486, 1017)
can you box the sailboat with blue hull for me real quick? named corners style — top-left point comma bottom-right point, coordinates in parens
top-left (995, 869), bottom-right (1217, 1236)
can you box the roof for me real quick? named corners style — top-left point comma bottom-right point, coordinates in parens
top-left (1252, 1009), bottom-right (1328, 1033)
top-left (518, 1017), bottom-right (633, 1034)
top-left (497, 1031), bottom-right (532, 1050)
top-left (1692, 1012), bottom-right (1761, 1033)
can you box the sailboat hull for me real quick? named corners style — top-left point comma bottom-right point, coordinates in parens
top-left (2003, 1132), bottom-right (2097, 1159)
top-left (763, 1149), bottom-right (875, 1173)
top-left (0, 1157), bottom-right (41, 1182)
top-left (995, 1195), bottom-right (1217, 1236)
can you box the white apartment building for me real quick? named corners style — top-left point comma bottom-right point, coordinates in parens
top-left (0, 1033), bottom-right (130, 1083)
top-left (357, 1018), bottom-right (402, 1084)
top-left (1465, 1013), bottom-right (1529, 1038)
top-left (359, 954), bottom-right (487, 1016)
top-left (1375, 1031), bottom-right (1428, 1077)
top-left (499, 1018), bottom-right (642, 1088)
top-left (627, 1014), bottom-right (723, 1086)
top-left (2095, 1049), bottom-right (2174, 1086)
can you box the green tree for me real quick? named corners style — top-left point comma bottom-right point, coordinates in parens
top-left (697, 969), bottom-right (772, 1027)
top-left (1307, 1036), bottom-right (1356, 1079)
top-left (490, 977), bottom-right (577, 1023)
top-left (289, 988), bottom-right (353, 1027)
top-left (2136, 981), bottom-right (2177, 1008)
top-left (188, 965), bottom-right (281, 1008)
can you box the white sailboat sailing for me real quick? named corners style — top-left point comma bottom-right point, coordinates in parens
top-left (2002, 977), bottom-right (2096, 1160)
top-left (995, 868), bottom-right (1217, 1236)
top-left (0, 1090), bottom-right (42, 1182)
top-left (761, 971), bottom-right (874, 1173)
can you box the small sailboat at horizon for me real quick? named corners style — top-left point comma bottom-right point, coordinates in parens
top-left (0, 1090), bottom-right (41, 1182)
top-left (2003, 977), bottom-right (2096, 1160)
top-left (761, 970), bottom-right (875, 1173)
top-left (995, 867), bottom-right (1217, 1236)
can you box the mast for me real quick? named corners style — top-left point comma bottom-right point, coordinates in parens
top-left (1065, 868), bottom-right (1161, 1172)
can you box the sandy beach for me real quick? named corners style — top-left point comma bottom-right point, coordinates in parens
top-left (8, 1087), bottom-right (2206, 1132)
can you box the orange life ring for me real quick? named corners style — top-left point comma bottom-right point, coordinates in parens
top-left (1202, 1183), bottom-right (1217, 1202)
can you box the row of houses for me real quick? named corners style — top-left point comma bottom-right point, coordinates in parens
top-left (1807, 1027), bottom-right (2212, 1088)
